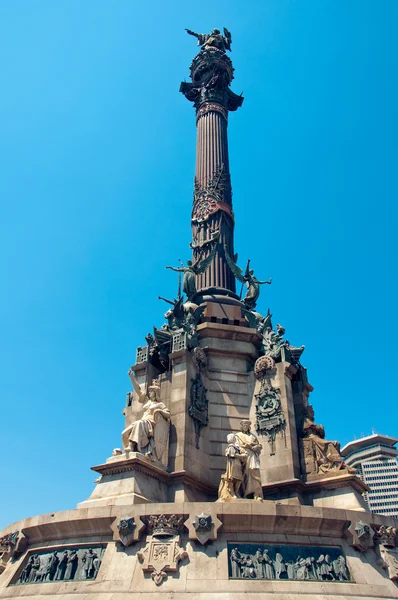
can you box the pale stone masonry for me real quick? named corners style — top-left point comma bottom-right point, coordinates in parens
top-left (1, 26), bottom-right (398, 599)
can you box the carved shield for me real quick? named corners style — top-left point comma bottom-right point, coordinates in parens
top-left (153, 411), bottom-right (170, 464)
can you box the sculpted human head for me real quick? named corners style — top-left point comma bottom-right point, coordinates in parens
top-left (240, 419), bottom-right (251, 433)
top-left (148, 383), bottom-right (161, 400)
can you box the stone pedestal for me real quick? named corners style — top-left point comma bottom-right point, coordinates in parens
top-left (78, 453), bottom-right (170, 508)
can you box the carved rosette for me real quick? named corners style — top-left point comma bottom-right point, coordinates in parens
top-left (254, 355), bottom-right (275, 379)
top-left (346, 520), bottom-right (374, 552)
top-left (185, 512), bottom-right (223, 546)
top-left (111, 516), bottom-right (145, 547)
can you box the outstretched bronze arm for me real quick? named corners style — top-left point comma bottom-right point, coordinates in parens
top-left (259, 278), bottom-right (273, 285)
top-left (166, 266), bottom-right (184, 272)
top-left (185, 28), bottom-right (199, 38)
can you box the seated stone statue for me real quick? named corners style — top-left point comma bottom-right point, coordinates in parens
top-left (301, 406), bottom-right (355, 477)
top-left (121, 372), bottom-right (171, 464)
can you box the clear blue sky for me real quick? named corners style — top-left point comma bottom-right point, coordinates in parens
top-left (1, 0), bottom-right (397, 530)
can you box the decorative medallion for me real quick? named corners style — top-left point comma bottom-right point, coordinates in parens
top-left (184, 512), bottom-right (222, 545)
top-left (349, 520), bottom-right (374, 552)
top-left (117, 517), bottom-right (136, 547)
top-left (346, 520), bottom-right (373, 552)
top-left (112, 515), bottom-right (145, 547)
top-left (191, 514), bottom-right (213, 545)
top-left (254, 355), bottom-right (275, 379)
top-left (253, 356), bottom-right (285, 455)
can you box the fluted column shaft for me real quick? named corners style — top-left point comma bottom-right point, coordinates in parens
top-left (195, 111), bottom-right (230, 200)
top-left (193, 107), bottom-right (235, 292)
top-left (180, 45), bottom-right (243, 299)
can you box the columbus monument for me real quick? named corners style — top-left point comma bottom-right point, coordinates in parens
top-left (1, 27), bottom-right (398, 599)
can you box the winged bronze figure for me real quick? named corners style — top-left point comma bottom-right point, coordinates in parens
top-left (225, 247), bottom-right (272, 310)
top-left (166, 246), bottom-right (217, 301)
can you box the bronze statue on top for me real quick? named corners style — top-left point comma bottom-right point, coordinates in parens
top-left (185, 27), bottom-right (232, 53)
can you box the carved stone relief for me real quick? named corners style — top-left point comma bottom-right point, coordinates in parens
top-left (376, 546), bottom-right (398, 581)
top-left (374, 526), bottom-right (398, 581)
top-left (11, 545), bottom-right (106, 585)
top-left (228, 543), bottom-right (350, 581)
top-left (300, 404), bottom-right (356, 479)
top-left (192, 165), bottom-right (233, 223)
top-left (0, 532), bottom-right (23, 574)
top-left (253, 355), bottom-right (285, 455)
top-left (189, 349), bottom-right (208, 448)
top-left (138, 515), bottom-right (187, 586)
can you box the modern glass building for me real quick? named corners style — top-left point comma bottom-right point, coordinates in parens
top-left (341, 433), bottom-right (398, 518)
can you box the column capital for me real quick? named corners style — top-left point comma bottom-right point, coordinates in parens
top-left (180, 47), bottom-right (243, 113)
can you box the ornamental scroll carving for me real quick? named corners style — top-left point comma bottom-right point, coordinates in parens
top-left (192, 164), bottom-right (233, 224)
